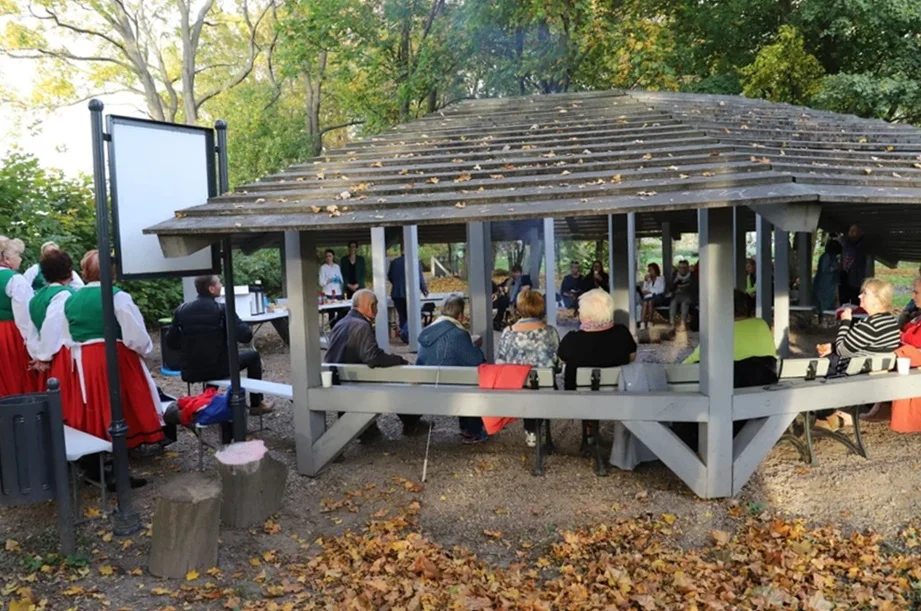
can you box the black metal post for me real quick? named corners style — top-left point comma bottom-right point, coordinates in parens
top-left (89, 99), bottom-right (140, 536)
top-left (215, 120), bottom-right (247, 442)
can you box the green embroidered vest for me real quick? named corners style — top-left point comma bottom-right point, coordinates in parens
top-left (30, 285), bottom-right (74, 333)
top-left (64, 286), bottom-right (123, 342)
top-left (0, 269), bottom-right (17, 321)
top-left (31, 269), bottom-right (47, 291)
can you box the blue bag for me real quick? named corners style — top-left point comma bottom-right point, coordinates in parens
top-left (194, 390), bottom-right (235, 426)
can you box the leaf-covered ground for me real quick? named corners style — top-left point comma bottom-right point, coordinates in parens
top-left (3, 497), bottom-right (921, 610)
top-left (3, 325), bottom-right (921, 609)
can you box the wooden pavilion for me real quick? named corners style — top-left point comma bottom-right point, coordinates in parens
top-left (147, 89), bottom-right (921, 498)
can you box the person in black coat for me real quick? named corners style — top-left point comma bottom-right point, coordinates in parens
top-left (166, 275), bottom-right (274, 415)
top-left (324, 289), bottom-right (422, 441)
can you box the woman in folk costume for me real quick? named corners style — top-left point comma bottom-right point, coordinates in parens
top-left (27, 249), bottom-right (82, 416)
top-left (64, 250), bottom-right (164, 447)
top-left (0, 236), bottom-right (39, 397)
top-left (23, 241), bottom-right (86, 291)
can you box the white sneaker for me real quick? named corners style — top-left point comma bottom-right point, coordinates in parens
top-left (525, 431), bottom-right (537, 448)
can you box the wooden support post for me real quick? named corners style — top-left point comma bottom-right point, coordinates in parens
top-left (371, 227), bottom-right (389, 348)
top-left (468, 222), bottom-right (494, 361)
top-left (610, 214), bottom-right (631, 329)
top-left (286, 230), bottom-right (325, 476)
top-left (866, 255), bottom-right (876, 279)
top-left (755, 214), bottom-right (772, 325)
top-left (403, 225), bottom-right (422, 352)
top-left (797, 233), bottom-right (812, 306)
top-left (774, 229), bottom-right (790, 357)
top-left (149, 472), bottom-right (221, 579)
top-left (215, 440), bottom-right (288, 528)
top-left (699, 208), bottom-right (734, 499)
top-left (627, 213), bottom-right (637, 334)
top-left (527, 224), bottom-right (542, 289)
top-left (543, 218), bottom-right (557, 327)
top-left (662, 222), bottom-right (673, 286)
top-left (734, 208), bottom-right (747, 290)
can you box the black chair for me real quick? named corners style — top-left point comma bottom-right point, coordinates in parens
top-left (421, 302), bottom-right (436, 327)
top-left (0, 379), bottom-right (75, 554)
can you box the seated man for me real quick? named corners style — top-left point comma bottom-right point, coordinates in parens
top-left (416, 295), bottom-right (486, 443)
top-left (560, 261), bottom-right (583, 310)
top-left (166, 275), bottom-right (274, 417)
top-left (507, 264), bottom-right (533, 311)
top-left (324, 289), bottom-right (421, 440)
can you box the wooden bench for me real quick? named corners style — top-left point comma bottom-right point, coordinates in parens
top-left (777, 354), bottom-right (895, 463)
top-left (322, 363), bottom-right (556, 474)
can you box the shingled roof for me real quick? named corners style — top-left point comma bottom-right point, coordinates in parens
top-left (147, 89), bottom-right (921, 261)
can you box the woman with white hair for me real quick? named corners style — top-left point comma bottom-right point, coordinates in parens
top-left (0, 236), bottom-right (39, 396)
top-left (557, 288), bottom-right (637, 451)
top-left (23, 241), bottom-right (85, 291)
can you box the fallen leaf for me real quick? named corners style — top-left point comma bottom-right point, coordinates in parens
top-left (711, 530), bottom-right (730, 546)
top-left (5, 539), bottom-right (21, 552)
top-left (264, 519), bottom-right (281, 535)
top-left (98, 565), bottom-right (115, 576)
top-left (484, 530), bottom-right (503, 539)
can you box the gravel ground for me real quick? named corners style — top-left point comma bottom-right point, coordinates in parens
top-left (2, 313), bottom-right (920, 608)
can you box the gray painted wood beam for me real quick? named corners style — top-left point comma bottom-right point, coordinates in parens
top-left (403, 225), bottom-right (422, 352)
top-left (797, 233), bottom-right (812, 306)
top-left (371, 227), bottom-right (390, 348)
top-left (543, 218), bottom-right (557, 327)
top-left (731, 414), bottom-right (798, 495)
top-left (755, 214), bottom-right (772, 324)
top-left (467, 222), bottom-right (494, 361)
top-left (285, 230), bottom-right (326, 476)
top-left (610, 214), bottom-right (631, 328)
top-left (309, 386), bottom-right (709, 421)
top-left (699, 207), bottom-right (735, 498)
top-left (774, 229), bottom-right (790, 357)
top-left (661, 222), bottom-right (673, 284)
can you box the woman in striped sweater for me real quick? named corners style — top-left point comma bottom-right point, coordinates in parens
top-left (817, 278), bottom-right (900, 359)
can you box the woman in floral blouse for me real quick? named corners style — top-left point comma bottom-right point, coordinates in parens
top-left (496, 289), bottom-right (560, 447)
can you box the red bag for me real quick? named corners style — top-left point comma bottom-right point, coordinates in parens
top-left (177, 387), bottom-right (219, 427)
top-left (478, 363), bottom-right (532, 435)
top-left (902, 320), bottom-right (921, 349)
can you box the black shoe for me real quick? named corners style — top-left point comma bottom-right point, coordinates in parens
top-left (402, 419), bottom-right (425, 437)
top-left (106, 476), bottom-right (148, 493)
top-left (162, 403), bottom-right (181, 426)
top-left (359, 423), bottom-right (383, 443)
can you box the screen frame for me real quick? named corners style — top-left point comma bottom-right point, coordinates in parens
top-left (106, 114), bottom-right (220, 281)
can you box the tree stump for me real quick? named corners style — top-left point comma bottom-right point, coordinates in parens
top-left (215, 440), bottom-right (287, 528)
top-left (149, 472), bottom-right (221, 578)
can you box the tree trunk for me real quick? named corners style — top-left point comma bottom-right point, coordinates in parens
top-left (149, 472), bottom-right (221, 579)
top-left (305, 51), bottom-right (327, 157)
top-left (215, 440), bottom-right (287, 528)
top-left (178, 1), bottom-right (199, 124)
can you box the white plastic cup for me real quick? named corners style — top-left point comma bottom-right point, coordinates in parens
top-left (321, 371), bottom-right (333, 388)
top-left (897, 357), bottom-right (911, 376)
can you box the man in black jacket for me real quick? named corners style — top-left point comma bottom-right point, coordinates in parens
top-left (324, 288), bottom-right (421, 440)
top-left (166, 275), bottom-right (274, 415)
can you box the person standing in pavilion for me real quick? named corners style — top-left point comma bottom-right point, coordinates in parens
top-left (0, 236), bottom-right (39, 397)
top-left (27, 249), bottom-right (82, 417)
top-left (64, 250), bottom-right (164, 447)
top-left (23, 241), bottom-right (85, 291)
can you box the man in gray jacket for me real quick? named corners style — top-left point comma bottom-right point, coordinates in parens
top-left (324, 289), bottom-right (421, 440)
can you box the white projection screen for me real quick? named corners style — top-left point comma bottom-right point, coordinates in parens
top-left (107, 116), bottom-right (219, 280)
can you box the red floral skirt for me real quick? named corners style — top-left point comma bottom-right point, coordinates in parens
top-left (74, 342), bottom-right (164, 448)
top-left (0, 320), bottom-right (31, 397)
